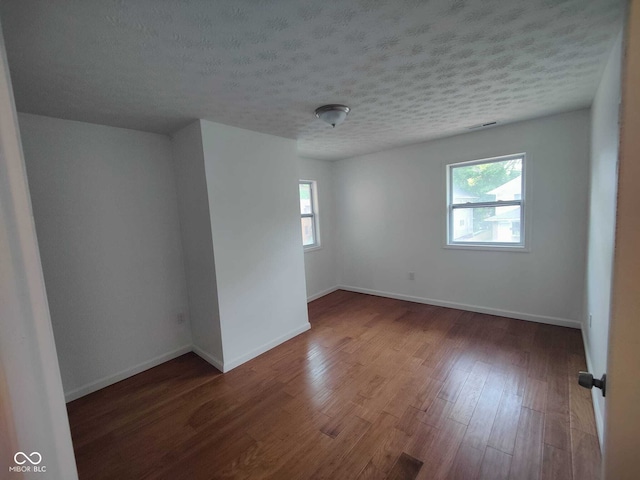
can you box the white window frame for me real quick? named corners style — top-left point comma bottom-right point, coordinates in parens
top-left (445, 153), bottom-right (528, 251)
top-left (299, 180), bottom-right (321, 251)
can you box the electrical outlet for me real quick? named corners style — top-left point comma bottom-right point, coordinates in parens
top-left (177, 313), bottom-right (185, 325)
top-left (408, 272), bottom-right (415, 281)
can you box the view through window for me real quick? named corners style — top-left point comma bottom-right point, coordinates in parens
top-left (448, 154), bottom-right (525, 247)
top-left (299, 180), bottom-right (318, 248)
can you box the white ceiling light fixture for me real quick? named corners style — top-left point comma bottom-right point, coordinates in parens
top-left (315, 104), bottom-right (350, 128)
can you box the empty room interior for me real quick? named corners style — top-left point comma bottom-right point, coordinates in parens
top-left (2, 0), bottom-right (640, 479)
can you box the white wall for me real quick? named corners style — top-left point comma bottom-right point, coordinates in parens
top-left (584, 33), bottom-right (622, 445)
top-left (335, 110), bottom-right (590, 327)
top-left (172, 122), bottom-right (224, 369)
top-left (0, 24), bottom-right (78, 478)
top-left (297, 157), bottom-right (339, 301)
top-left (19, 114), bottom-right (192, 400)
top-left (200, 120), bottom-right (310, 370)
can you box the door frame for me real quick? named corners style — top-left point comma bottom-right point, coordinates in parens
top-left (0, 21), bottom-right (78, 479)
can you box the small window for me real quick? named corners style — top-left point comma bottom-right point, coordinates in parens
top-left (299, 180), bottom-right (319, 249)
top-left (447, 153), bottom-right (526, 249)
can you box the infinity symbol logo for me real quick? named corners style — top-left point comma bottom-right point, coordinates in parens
top-left (14, 451), bottom-right (42, 465)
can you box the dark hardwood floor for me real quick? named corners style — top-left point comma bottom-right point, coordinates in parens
top-left (67, 291), bottom-right (601, 479)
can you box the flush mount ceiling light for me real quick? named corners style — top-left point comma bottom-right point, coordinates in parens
top-left (315, 104), bottom-right (350, 128)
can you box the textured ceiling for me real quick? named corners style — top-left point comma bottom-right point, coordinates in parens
top-left (0, 0), bottom-right (624, 160)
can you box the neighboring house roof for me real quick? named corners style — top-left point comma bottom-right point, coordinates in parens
top-left (452, 186), bottom-right (477, 202)
top-left (488, 175), bottom-right (522, 198)
top-left (485, 206), bottom-right (521, 222)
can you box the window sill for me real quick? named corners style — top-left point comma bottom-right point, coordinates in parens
top-left (304, 245), bottom-right (323, 253)
top-left (444, 244), bottom-right (530, 253)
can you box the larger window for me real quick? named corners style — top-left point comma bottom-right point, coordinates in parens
top-left (299, 180), bottom-right (319, 249)
top-left (447, 153), bottom-right (526, 249)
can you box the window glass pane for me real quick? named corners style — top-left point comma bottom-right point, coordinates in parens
top-left (452, 158), bottom-right (523, 204)
top-left (299, 183), bottom-right (312, 214)
top-left (452, 206), bottom-right (522, 243)
top-left (301, 217), bottom-right (315, 246)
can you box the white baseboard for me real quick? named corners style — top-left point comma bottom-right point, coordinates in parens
top-left (581, 327), bottom-right (605, 450)
top-left (222, 323), bottom-right (311, 372)
top-left (64, 344), bottom-right (192, 402)
top-left (63, 288), bottom-right (580, 402)
top-left (307, 286), bottom-right (340, 302)
top-left (337, 285), bottom-right (582, 329)
top-left (192, 345), bottom-right (224, 372)
top-left (64, 324), bottom-right (312, 400)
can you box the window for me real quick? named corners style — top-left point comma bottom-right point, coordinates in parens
top-left (299, 180), bottom-right (319, 249)
top-left (447, 153), bottom-right (526, 249)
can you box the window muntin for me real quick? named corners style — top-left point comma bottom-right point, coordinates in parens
top-left (299, 180), bottom-right (318, 248)
top-left (447, 154), bottom-right (525, 248)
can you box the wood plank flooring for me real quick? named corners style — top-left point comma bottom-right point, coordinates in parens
top-left (67, 291), bottom-right (601, 479)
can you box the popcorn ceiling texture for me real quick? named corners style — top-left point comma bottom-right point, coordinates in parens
top-left (0, 0), bottom-right (624, 160)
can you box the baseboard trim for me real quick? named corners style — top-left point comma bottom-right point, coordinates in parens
top-left (64, 344), bottom-right (192, 402)
top-left (192, 345), bottom-right (224, 372)
top-left (64, 323), bottom-right (313, 400)
top-left (337, 285), bottom-right (582, 329)
top-left (307, 286), bottom-right (340, 302)
top-left (581, 327), bottom-right (605, 450)
top-left (222, 323), bottom-right (311, 372)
